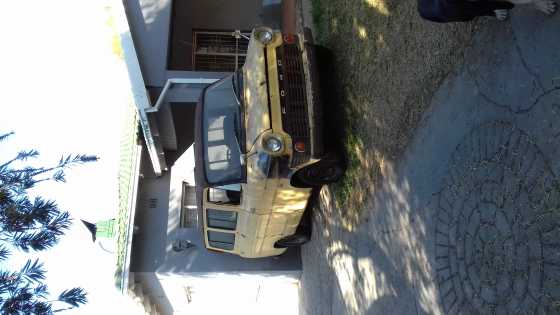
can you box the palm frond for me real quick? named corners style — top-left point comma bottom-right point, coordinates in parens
top-left (57, 288), bottom-right (87, 307)
top-left (30, 197), bottom-right (58, 225)
top-left (0, 132), bottom-right (93, 313)
top-left (1, 198), bottom-right (36, 233)
top-left (58, 154), bottom-right (99, 168)
top-left (52, 170), bottom-right (66, 183)
top-left (0, 246), bottom-right (11, 261)
top-left (13, 231), bottom-right (57, 252)
top-left (46, 212), bottom-right (71, 236)
top-left (0, 150), bottom-right (39, 173)
top-left (20, 259), bottom-right (46, 283)
top-left (1, 287), bottom-right (33, 314)
top-left (0, 270), bottom-right (19, 292)
top-left (0, 187), bottom-right (10, 204)
top-left (0, 131), bottom-right (14, 142)
top-left (33, 284), bottom-right (49, 299)
top-left (16, 150), bottom-right (40, 161)
top-left (32, 301), bottom-right (52, 315)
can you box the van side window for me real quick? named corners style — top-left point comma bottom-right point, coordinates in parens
top-left (207, 209), bottom-right (237, 230)
top-left (208, 186), bottom-right (241, 205)
top-left (207, 230), bottom-right (235, 251)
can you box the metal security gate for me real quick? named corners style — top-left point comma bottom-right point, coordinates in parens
top-left (192, 30), bottom-right (250, 72)
top-left (180, 182), bottom-right (197, 228)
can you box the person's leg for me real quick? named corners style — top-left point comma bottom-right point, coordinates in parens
top-left (506, 0), bottom-right (557, 13)
top-left (506, 0), bottom-right (532, 4)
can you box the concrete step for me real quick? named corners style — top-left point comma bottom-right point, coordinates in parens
top-left (143, 298), bottom-right (153, 313)
top-left (133, 285), bottom-right (144, 299)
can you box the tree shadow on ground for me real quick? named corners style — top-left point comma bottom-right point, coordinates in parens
top-left (301, 3), bottom-right (560, 315)
top-left (300, 168), bottom-right (441, 315)
top-left (301, 11), bottom-right (560, 313)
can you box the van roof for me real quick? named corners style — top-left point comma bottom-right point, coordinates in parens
top-left (194, 93), bottom-right (209, 235)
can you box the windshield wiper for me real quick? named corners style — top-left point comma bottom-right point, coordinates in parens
top-left (231, 73), bottom-right (242, 107)
top-left (232, 70), bottom-right (245, 109)
top-left (231, 72), bottom-right (245, 153)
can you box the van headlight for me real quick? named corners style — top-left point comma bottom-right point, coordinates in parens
top-left (263, 134), bottom-right (283, 153)
top-left (254, 27), bottom-right (274, 45)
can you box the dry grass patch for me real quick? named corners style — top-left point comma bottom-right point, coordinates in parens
top-left (312, 0), bottom-right (479, 225)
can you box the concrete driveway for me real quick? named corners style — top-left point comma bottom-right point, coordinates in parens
top-left (299, 7), bottom-right (560, 315)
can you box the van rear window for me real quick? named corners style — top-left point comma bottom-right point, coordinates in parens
top-left (206, 209), bottom-right (237, 230)
top-left (207, 230), bottom-right (235, 251)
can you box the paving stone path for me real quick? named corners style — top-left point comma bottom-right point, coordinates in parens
top-left (434, 121), bottom-right (560, 314)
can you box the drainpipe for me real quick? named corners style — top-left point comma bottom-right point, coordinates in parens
top-left (282, 0), bottom-right (297, 35)
top-left (146, 78), bottom-right (219, 114)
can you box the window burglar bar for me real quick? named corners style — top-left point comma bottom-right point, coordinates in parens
top-left (193, 30), bottom-right (250, 72)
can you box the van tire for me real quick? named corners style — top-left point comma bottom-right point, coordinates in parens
top-left (295, 156), bottom-right (344, 187)
top-left (274, 233), bottom-right (310, 248)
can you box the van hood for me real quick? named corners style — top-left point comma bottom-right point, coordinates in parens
top-left (243, 38), bottom-right (271, 152)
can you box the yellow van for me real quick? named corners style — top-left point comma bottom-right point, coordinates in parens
top-left (194, 27), bottom-right (343, 258)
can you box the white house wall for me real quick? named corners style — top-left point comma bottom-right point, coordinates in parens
top-left (135, 271), bottom-right (300, 315)
top-left (125, 0), bottom-right (282, 88)
top-left (167, 0), bottom-right (265, 71)
top-left (130, 149), bottom-right (171, 272)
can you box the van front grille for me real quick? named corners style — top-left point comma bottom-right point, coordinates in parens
top-left (276, 44), bottom-right (310, 167)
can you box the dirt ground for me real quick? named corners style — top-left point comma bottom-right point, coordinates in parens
top-left (310, 0), bottom-right (481, 225)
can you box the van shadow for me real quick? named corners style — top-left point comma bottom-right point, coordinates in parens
top-left (316, 45), bottom-right (348, 158)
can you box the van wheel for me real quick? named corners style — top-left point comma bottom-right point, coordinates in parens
top-left (274, 233), bottom-right (310, 248)
top-left (296, 157), bottom-right (344, 187)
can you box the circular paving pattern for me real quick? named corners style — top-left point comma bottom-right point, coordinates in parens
top-left (435, 121), bottom-right (560, 315)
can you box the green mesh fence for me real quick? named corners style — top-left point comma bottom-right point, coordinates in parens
top-left (114, 101), bottom-right (139, 290)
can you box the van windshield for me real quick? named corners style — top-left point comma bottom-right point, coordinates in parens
top-left (202, 74), bottom-right (245, 184)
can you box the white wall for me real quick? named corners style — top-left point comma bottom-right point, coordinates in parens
top-left (137, 272), bottom-right (300, 315)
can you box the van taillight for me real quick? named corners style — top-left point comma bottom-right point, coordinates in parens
top-left (283, 34), bottom-right (296, 44)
